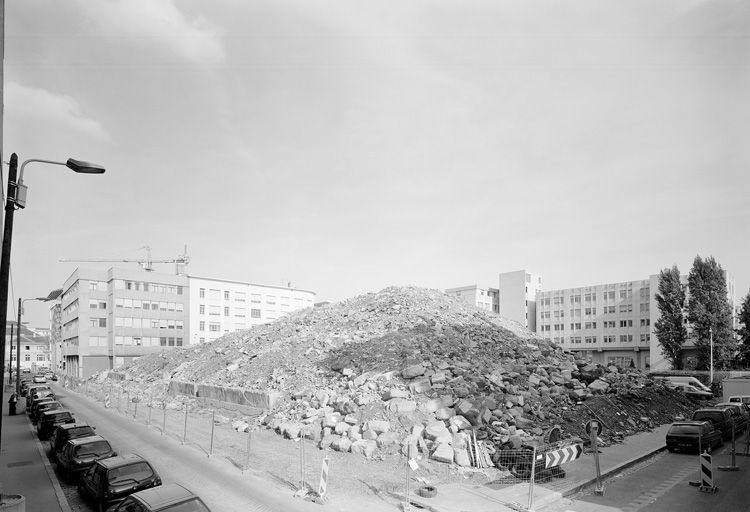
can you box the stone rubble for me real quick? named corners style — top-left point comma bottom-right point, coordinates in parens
top-left (111, 286), bottom-right (701, 469)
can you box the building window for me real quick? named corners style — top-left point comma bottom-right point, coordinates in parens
top-left (199, 288), bottom-right (205, 298)
top-left (209, 305), bottom-right (220, 316)
top-left (640, 318), bottom-right (650, 327)
top-left (209, 323), bottom-right (221, 332)
top-left (224, 291), bottom-right (230, 300)
top-left (199, 305), bottom-right (205, 314)
top-left (199, 321), bottom-right (205, 331)
top-left (224, 307), bottom-right (229, 317)
top-left (251, 309), bottom-right (261, 318)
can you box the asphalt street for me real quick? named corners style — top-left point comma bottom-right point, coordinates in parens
top-left (50, 384), bottom-right (323, 512)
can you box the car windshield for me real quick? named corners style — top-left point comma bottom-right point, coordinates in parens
top-left (693, 412), bottom-right (723, 421)
top-left (48, 413), bottom-right (72, 422)
top-left (69, 427), bottom-right (94, 437)
top-left (74, 441), bottom-right (111, 457)
top-left (669, 425), bottom-right (700, 434)
top-left (108, 462), bottom-right (153, 483)
top-left (162, 498), bottom-right (211, 512)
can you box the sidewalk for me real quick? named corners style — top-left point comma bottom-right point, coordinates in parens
top-left (0, 387), bottom-right (69, 512)
top-left (405, 423), bottom-right (672, 512)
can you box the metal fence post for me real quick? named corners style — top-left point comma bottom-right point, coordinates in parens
top-left (244, 430), bottom-right (252, 473)
top-left (126, 391), bottom-right (130, 414)
top-left (404, 444), bottom-right (411, 512)
top-left (133, 396), bottom-right (138, 420)
top-left (527, 446), bottom-right (537, 511)
top-left (182, 402), bottom-right (188, 445)
top-left (147, 390), bottom-right (153, 426)
top-left (162, 400), bottom-right (166, 435)
top-left (209, 409), bottom-right (215, 458)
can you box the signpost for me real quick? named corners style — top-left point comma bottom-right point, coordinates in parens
top-left (586, 420), bottom-right (605, 495)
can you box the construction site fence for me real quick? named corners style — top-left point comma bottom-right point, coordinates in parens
top-left (57, 376), bottom-right (388, 500)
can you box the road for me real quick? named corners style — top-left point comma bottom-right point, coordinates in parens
top-left (50, 384), bottom-right (323, 512)
top-left (540, 441), bottom-right (750, 512)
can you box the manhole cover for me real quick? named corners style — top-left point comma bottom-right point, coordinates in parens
top-left (7, 461), bottom-right (33, 468)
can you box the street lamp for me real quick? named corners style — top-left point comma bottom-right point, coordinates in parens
top-left (0, 153), bottom-right (105, 452)
top-left (16, 289), bottom-right (63, 393)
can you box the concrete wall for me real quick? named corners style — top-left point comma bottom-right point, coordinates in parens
top-left (165, 379), bottom-right (281, 412)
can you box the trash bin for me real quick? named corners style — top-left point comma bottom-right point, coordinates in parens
top-left (8, 393), bottom-right (18, 416)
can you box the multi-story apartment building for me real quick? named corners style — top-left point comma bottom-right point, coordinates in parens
top-left (499, 270), bottom-right (543, 331)
top-left (445, 269), bottom-right (541, 329)
top-left (187, 276), bottom-right (315, 344)
top-left (59, 267), bottom-right (316, 378)
top-left (444, 285), bottom-right (499, 314)
top-left (61, 267), bottom-right (190, 378)
top-left (4, 322), bottom-right (52, 372)
top-left (536, 280), bottom-right (653, 370)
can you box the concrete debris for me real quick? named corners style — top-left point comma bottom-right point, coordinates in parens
top-left (109, 286), bottom-right (702, 469)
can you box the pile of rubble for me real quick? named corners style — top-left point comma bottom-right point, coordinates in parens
top-left (116, 286), bottom-right (701, 468)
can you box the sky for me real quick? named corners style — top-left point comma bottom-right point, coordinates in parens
top-left (4, 0), bottom-right (749, 328)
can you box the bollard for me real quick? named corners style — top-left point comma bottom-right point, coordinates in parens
top-left (318, 456), bottom-right (330, 499)
top-left (719, 424), bottom-right (739, 471)
top-left (182, 403), bottom-right (188, 445)
top-left (209, 409), bottom-right (215, 458)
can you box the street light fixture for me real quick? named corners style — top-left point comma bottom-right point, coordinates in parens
top-left (0, 153), bottom-right (105, 453)
top-left (16, 288), bottom-right (63, 393)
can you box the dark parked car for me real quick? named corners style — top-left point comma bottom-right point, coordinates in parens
top-left (50, 423), bottom-right (96, 463)
top-left (79, 454), bottom-right (162, 511)
top-left (691, 408), bottom-right (734, 439)
top-left (32, 401), bottom-right (63, 424)
top-left (666, 421), bottom-right (723, 453)
top-left (58, 436), bottom-right (116, 482)
top-left (26, 384), bottom-right (52, 400)
top-left (37, 410), bottom-right (76, 441)
top-left (106, 483), bottom-right (210, 512)
top-left (712, 404), bottom-right (747, 435)
top-left (28, 397), bottom-right (56, 420)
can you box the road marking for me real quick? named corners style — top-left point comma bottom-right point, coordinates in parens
top-left (619, 464), bottom-right (696, 512)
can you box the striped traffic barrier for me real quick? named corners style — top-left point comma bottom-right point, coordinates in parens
top-left (545, 443), bottom-right (583, 468)
top-left (699, 451), bottom-right (718, 493)
top-left (318, 455), bottom-right (330, 499)
top-left (103, 393), bottom-right (111, 408)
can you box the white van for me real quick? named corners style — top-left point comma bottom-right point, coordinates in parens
top-left (658, 376), bottom-right (712, 393)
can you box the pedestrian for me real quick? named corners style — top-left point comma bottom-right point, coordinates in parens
top-left (8, 393), bottom-right (18, 416)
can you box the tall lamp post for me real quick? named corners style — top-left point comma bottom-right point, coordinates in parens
top-left (17, 289), bottom-right (63, 393)
top-left (0, 152), bottom-right (105, 452)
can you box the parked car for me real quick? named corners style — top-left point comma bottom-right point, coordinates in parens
top-left (105, 483), bottom-right (210, 512)
top-left (26, 384), bottom-right (51, 400)
top-left (28, 397), bottom-right (56, 420)
top-left (728, 395), bottom-right (750, 412)
top-left (675, 384), bottom-right (714, 400)
top-left (32, 401), bottom-right (63, 424)
top-left (33, 374), bottom-right (47, 383)
top-left (58, 436), bottom-right (116, 482)
top-left (31, 388), bottom-right (55, 401)
top-left (51, 374), bottom-right (59, 381)
top-left (666, 421), bottom-right (723, 453)
top-left (691, 408), bottom-right (734, 439)
top-left (79, 454), bottom-right (162, 511)
top-left (712, 404), bottom-right (747, 435)
top-left (657, 376), bottom-right (713, 393)
top-left (37, 410), bottom-right (76, 441)
top-left (50, 423), bottom-right (96, 463)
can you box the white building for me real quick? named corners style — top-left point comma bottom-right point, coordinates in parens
top-left (187, 276), bottom-right (315, 344)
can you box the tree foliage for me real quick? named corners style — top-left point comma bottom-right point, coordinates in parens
top-left (738, 290), bottom-right (750, 366)
top-left (687, 255), bottom-right (736, 370)
top-left (654, 265), bottom-right (687, 369)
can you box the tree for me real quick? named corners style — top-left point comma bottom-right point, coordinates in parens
top-left (738, 290), bottom-right (750, 367)
top-left (654, 266), bottom-right (687, 369)
top-left (687, 255), bottom-right (736, 370)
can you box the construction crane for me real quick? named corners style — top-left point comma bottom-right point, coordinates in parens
top-left (60, 245), bottom-right (190, 275)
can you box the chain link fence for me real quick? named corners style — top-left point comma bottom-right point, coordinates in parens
top-left (58, 376), bottom-right (371, 499)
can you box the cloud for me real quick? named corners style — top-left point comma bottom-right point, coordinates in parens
top-left (5, 82), bottom-right (111, 142)
top-left (75, 0), bottom-right (225, 64)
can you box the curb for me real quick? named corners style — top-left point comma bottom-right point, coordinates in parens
top-left (561, 445), bottom-right (668, 497)
top-left (28, 420), bottom-right (72, 512)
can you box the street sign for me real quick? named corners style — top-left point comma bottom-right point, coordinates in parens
top-left (585, 420), bottom-right (604, 437)
top-left (545, 443), bottom-right (583, 468)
